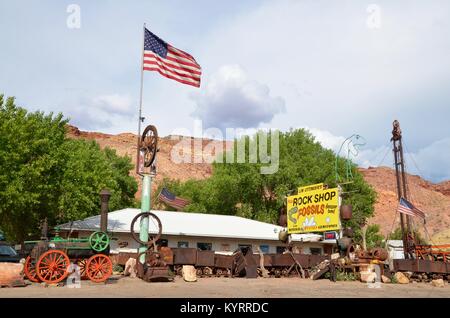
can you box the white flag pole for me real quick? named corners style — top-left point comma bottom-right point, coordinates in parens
top-left (136, 23), bottom-right (146, 174)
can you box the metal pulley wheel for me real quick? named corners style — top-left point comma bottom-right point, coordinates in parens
top-left (130, 212), bottom-right (162, 246)
top-left (89, 231), bottom-right (110, 252)
top-left (140, 125), bottom-right (158, 167)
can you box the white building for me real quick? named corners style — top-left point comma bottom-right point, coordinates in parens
top-left (58, 208), bottom-right (336, 257)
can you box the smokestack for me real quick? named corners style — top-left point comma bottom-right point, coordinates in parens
top-left (100, 189), bottom-right (111, 233)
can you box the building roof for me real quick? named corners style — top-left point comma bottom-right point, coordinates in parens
top-left (58, 208), bottom-right (324, 243)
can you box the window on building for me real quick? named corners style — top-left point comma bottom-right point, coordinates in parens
top-left (197, 242), bottom-right (212, 251)
top-left (310, 248), bottom-right (322, 255)
top-left (157, 239), bottom-right (168, 247)
top-left (259, 245), bottom-right (269, 254)
top-left (276, 246), bottom-right (285, 254)
top-left (238, 244), bottom-right (252, 254)
top-left (177, 241), bottom-right (189, 248)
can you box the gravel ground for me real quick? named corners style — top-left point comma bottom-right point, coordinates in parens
top-left (0, 276), bottom-right (449, 298)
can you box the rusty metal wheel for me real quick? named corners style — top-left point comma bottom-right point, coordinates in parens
top-left (36, 250), bottom-right (70, 284)
top-left (24, 256), bottom-right (39, 283)
top-left (203, 267), bottom-right (213, 276)
top-left (77, 259), bottom-right (88, 279)
top-left (130, 212), bottom-right (162, 246)
top-left (141, 125), bottom-right (158, 167)
top-left (86, 254), bottom-right (113, 283)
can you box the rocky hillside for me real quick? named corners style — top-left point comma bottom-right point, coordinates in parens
top-left (66, 125), bottom-right (232, 197)
top-left (359, 167), bottom-right (450, 243)
top-left (67, 126), bottom-right (450, 241)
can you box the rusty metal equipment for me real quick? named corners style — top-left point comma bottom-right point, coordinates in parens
top-left (390, 120), bottom-right (450, 276)
top-left (23, 190), bottom-right (114, 284)
top-left (415, 244), bottom-right (450, 263)
top-left (391, 120), bottom-right (415, 258)
top-left (340, 205), bottom-right (353, 221)
top-left (137, 124), bottom-right (159, 175)
top-left (130, 212), bottom-right (173, 282)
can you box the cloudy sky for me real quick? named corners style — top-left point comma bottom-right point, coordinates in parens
top-left (1, 1), bottom-right (449, 182)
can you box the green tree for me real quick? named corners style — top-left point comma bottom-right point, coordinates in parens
top-left (158, 129), bottom-right (377, 235)
top-left (0, 95), bottom-right (67, 243)
top-left (389, 227), bottom-right (428, 245)
top-left (355, 224), bottom-right (385, 249)
top-left (0, 94), bottom-right (137, 242)
top-left (56, 140), bottom-right (138, 222)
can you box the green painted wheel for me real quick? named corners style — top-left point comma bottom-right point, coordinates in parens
top-left (89, 231), bottom-right (110, 252)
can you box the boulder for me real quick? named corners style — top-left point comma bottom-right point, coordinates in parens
top-left (182, 265), bottom-right (197, 282)
top-left (331, 253), bottom-right (340, 260)
top-left (0, 262), bottom-right (25, 287)
top-left (124, 258), bottom-right (137, 278)
top-left (431, 279), bottom-right (445, 288)
top-left (394, 272), bottom-right (409, 284)
top-left (381, 275), bottom-right (391, 284)
top-left (360, 271), bottom-right (377, 283)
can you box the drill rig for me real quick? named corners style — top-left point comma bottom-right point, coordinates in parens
top-left (390, 120), bottom-right (450, 276)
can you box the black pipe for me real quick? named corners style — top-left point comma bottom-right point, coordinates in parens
top-left (100, 189), bottom-right (111, 233)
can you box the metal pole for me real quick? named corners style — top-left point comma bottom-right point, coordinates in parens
top-left (393, 141), bottom-right (407, 258)
top-left (136, 23), bottom-right (146, 174)
top-left (139, 174), bottom-right (151, 264)
top-left (137, 23), bottom-right (150, 264)
top-left (398, 140), bottom-right (412, 230)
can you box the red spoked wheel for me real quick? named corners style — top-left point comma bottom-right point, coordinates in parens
top-left (36, 250), bottom-right (70, 284)
top-left (77, 259), bottom-right (88, 280)
top-left (24, 256), bottom-right (40, 283)
top-left (86, 254), bottom-right (113, 283)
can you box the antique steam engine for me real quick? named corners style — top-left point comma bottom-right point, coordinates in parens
top-left (23, 190), bottom-right (113, 284)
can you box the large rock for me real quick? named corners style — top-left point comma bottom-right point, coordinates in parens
top-left (394, 272), bottom-right (409, 284)
top-left (124, 258), bottom-right (137, 278)
top-left (182, 265), bottom-right (197, 282)
top-left (331, 253), bottom-right (340, 260)
top-left (0, 262), bottom-right (25, 287)
top-left (381, 275), bottom-right (391, 284)
top-left (360, 271), bottom-right (377, 283)
top-left (431, 279), bottom-right (445, 288)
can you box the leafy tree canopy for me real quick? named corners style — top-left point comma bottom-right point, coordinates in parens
top-left (388, 227), bottom-right (428, 245)
top-left (157, 129), bottom-right (377, 241)
top-left (0, 94), bottom-right (137, 242)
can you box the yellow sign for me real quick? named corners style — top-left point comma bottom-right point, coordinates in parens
top-left (287, 187), bottom-right (340, 234)
top-left (298, 183), bottom-right (324, 194)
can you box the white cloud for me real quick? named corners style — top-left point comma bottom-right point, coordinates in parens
top-left (63, 94), bottom-right (135, 131)
top-left (199, 1), bottom-right (450, 148)
top-left (191, 65), bottom-right (285, 131)
top-left (307, 127), bottom-right (449, 182)
top-left (408, 138), bottom-right (450, 182)
top-left (92, 94), bottom-right (134, 116)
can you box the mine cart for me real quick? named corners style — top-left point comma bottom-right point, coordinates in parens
top-left (23, 190), bottom-right (114, 284)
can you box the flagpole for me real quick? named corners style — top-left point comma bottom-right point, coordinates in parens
top-left (136, 23), bottom-right (146, 174)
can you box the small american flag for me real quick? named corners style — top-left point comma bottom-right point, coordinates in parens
top-left (158, 188), bottom-right (190, 211)
top-left (397, 197), bottom-right (426, 220)
top-left (143, 28), bottom-right (201, 87)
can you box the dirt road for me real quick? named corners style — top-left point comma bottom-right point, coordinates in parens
top-left (1, 276), bottom-right (448, 298)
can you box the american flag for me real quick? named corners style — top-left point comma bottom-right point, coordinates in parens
top-left (143, 28), bottom-right (201, 87)
top-left (397, 197), bottom-right (426, 220)
top-left (158, 188), bottom-right (190, 211)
